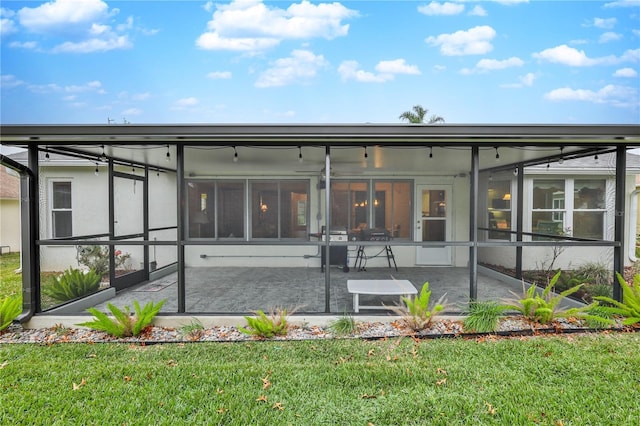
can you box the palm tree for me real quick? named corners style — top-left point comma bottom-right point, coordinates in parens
top-left (398, 104), bottom-right (444, 124)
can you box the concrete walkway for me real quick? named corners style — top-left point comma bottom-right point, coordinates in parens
top-left (92, 266), bottom-right (550, 315)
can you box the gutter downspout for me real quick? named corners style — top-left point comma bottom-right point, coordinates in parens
top-left (15, 147), bottom-right (40, 323)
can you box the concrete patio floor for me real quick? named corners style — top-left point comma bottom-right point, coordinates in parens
top-left (92, 266), bottom-right (571, 315)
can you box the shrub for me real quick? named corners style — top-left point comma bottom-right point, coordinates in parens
top-left (594, 273), bottom-right (640, 327)
top-left (328, 313), bottom-right (358, 336)
top-left (390, 282), bottom-right (446, 331)
top-left (78, 300), bottom-right (165, 338)
top-left (239, 308), bottom-right (289, 338)
top-left (502, 270), bottom-right (604, 325)
top-left (463, 301), bottom-right (510, 333)
top-left (180, 318), bottom-right (205, 340)
top-left (0, 295), bottom-right (21, 332)
top-left (76, 245), bottom-right (130, 277)
top-left (43, 268), bottom-right (101, 303)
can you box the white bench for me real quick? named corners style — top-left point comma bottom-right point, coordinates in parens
top-left (347, 279), bottom-right (418, 313)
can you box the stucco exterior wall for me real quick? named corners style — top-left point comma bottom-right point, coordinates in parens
top-left (0, 199), bottom-right (20, 253)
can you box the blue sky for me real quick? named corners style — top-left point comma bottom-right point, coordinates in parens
top-left (1, 0), bottom-right (639, 124)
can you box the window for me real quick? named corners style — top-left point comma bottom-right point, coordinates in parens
top-left (186, 179), bottom-right (308, 240)
top-left (331, 179), bottom-right (412, 238)
top-left (531, 178), bottom-right (607, 240)
top-left (330, 181), bottom-right (369, 232)
top-left (573, 179), bottom-right (605, 239)
top-left (251, 181), bottom-right (308, 239)
top-left (487, 180), bottom-right (512, 240)
top-left (187, 181), bottom-right (244, 239)
top-left (51, 181), bottom-right (72, 238)
top-left (532, 179), bottom-right (565, 239)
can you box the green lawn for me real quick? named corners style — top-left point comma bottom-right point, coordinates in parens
top-left (1, 334), bottom-right (639, 425)
top-left (0, 252), bottom-right (21, 300)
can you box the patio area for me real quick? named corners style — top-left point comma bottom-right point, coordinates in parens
top-left (92, 266), bottom-right (574, 315)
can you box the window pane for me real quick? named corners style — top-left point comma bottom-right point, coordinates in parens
top-left (488, 181), bottom-right (511, 240)
top-left (252, 182), bottom-right (278, 238)
top-left (374, 181), bottom-right (411, 238)
top-left (52, 182), bottom-right (71, 209)
top-left (423, 220), bottom-right (445, 241)
top-left (52, 211), bottom-right (72, 238)
top-left (573, 211), bottom-right (604, 239)
top-left (187, 181), bottom-right (214, 238)
top-left (280, 181), bottom-right (308, 238)
top-left (574, 179), bottom-right (605, 209)
top-left (422, 190), bottom-right (446, 217)
top-left (532, 180), bottom-right (564, 210)
top-left (330, 181), bottom-right (368, 231)
top-left (218, 181), bottom-right (244, 238)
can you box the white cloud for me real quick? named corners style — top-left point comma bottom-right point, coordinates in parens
top-left (375, 59), bottom-right (420, 75)
top-left (599, 32), bottom-right (622, 43)
top-left (14, 0), bottom-right (135, 53)
top-left (604, 0), bottom-right (640, 7)
top-left (417, 2), bottom-right (465, 16)
top-left (338, 60), bottom-right (390, 83)
top-left (426, 25), bottom-right (496, 56)
top-left (593, 17), bottom-right (617, 29)
top-left (338, 58), bottom-right (421, 83)
top-left (534, 45), bottom-right (640, 66)
top-left (544, 84), bottom-right (638, 108)
top-left (1, 17), bottom-right (17, 36)
top-left (501, 72), bottom-right (536, 88)
top-left (8, 41), bottom-right (38, 49)
top-left (196, 0), bottom-right (358, 52)
top-left (0, 74), bottom-right (24, 89)
top-left (256, 49), bottom-right (328, 88)
top-left (468, 6), bottom-right (487, 16)
top-left (121, 108), bottom-right (142, 116)
top-left (207, 71), bottom-right (233, 79)
top-left (17, 0), bottom-right (109, 33)
top-left (463, 56), bottom-right (524, 74)
top-left (175, 97), bottom-right (199, 107)
top-left (493, 0), bottom-right (529, 4)
top-left (52, 35), bottom-right (132, 53)
top-left (613, 67), bottom-right (638, 77)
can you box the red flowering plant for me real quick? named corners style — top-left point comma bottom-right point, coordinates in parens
top-left (76, 245), bottom-right (131, 277)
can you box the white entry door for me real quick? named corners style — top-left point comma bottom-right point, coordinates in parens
top-left (415, 185), bottom-right (452, 265)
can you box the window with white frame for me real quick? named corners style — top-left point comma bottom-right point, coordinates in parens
top-left (531, 178), bottom-right (606, 240)
top-left (51, 181), bottom-right (72, 238)
top-left (186, 179), bottom-right (309, 240)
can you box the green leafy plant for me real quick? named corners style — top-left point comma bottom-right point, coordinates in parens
top-left (180, 318), bottom-right (205, 340)
top-left (78, 300), bottom-right (165, 338)
top-left (502, 270), bottom-right (603, 325)
top-left (328, 313), bottom-right (358, 336)
top-left (463, 301), bottom-right (510, 333)
top-left (390, 282), bottom-right (446, 331)
top-left (0, 294), bottom-right (21, 332)
top-left (76, 245), bottom-right (131, 277)
top-left (239, 308), bottom-right (290, 338)
top-left (594, 272), bottom-right (640, 327)
top-left (43, 268), bottom-right (101, 302)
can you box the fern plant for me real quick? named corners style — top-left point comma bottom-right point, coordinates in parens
top-left (0, 295), bottom-right (21, 332)
top-left (463, 301), bottom-right (511, 333)
top-left (78, 300), bottom-right (165, 338)
top-left (502, 270), bottom-right (604, 325)
top-left (239, 308), bottom-right (289, 338)
top-left (594, 272), bottom-right (640, 326)
top-left (390, 282), bottom-right (446, 331)
top-left (44, 268), bottom-right (101, 302)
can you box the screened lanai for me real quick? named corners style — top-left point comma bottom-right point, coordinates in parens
top-left (1, 124), bottom-right (638, 319)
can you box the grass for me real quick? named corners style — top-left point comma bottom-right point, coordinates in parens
top-left (0, 252), bottom-right (21, 300)
top-left (1, 334), bottom-right (639, 424)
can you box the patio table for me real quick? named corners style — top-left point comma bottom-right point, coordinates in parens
top-left (347, 279), bottom-right (417, 313)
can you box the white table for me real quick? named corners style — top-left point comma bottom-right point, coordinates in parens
top-left (347, 279), bottom-right (418, 313)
